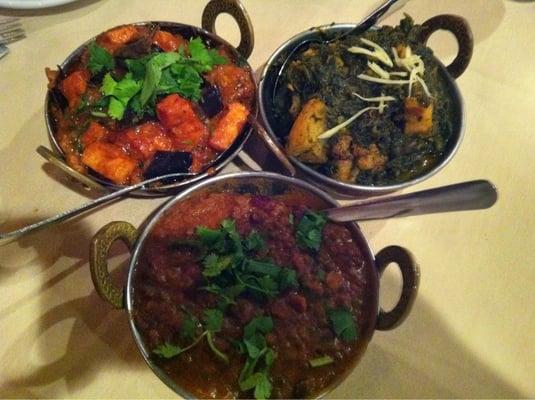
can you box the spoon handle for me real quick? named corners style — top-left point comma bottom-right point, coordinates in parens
top-left (0, 173), bottom-right (183, 246)
top-left (325, 180), bottom-right (498, 222)
top-left (356, 0), bottom-right (410, 34)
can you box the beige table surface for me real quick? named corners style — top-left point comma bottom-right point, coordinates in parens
top-left (1, 0), bottom-right (534, 398)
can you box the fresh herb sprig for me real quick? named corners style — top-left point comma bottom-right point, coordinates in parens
top-left (236, 316), bottom-right (276, 400)
top-left (153, 308), bottom-right (228, 363)
top-left (86, 37), bottom-right (227, 121)
top-left (191, 219), bottom-right (298, 307)
top-left (328, 308), bottom-right (358, 342)
top-left (296, 210), bottom-right (327, 251)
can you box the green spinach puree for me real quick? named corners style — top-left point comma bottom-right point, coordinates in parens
top-left (273, 16), bottom-right (454, 186)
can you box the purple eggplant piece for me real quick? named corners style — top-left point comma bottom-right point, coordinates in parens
top-left (199, 83), bottom-right (223, 118)
top-left (144, 151), bottom-right (192, 179)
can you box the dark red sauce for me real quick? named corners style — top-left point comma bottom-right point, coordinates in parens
top-left (133, 192), bottom-right (373, 398)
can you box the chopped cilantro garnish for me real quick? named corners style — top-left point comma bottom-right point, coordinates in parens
top-left (153, 342), bottom-right (183, 359)
top-left (328, 308), bottom-right (358, 342)
top-left (188, 37), bottom-right (228, 72)
top-left (203, 308), bottom-right (223, 332)
top-left (89, 36), bottom-right (227, 120)
top-left (244, 231), bottom-right (265, 252)
top-left (180, 315), bottom-right (199, 341)
top-left (87, 43), bottom-right (115, 75)
top-left (238, 316), bottom-right (275, 399)
top-left (203, 253), bottom-right (233, 277)
top-left (309, 355), bottom-right (334, 367)
top-left (139, 52), bottom-right (181, 106)
top-left (296, 210), bottom-right (327, 251)
top-left (101, 72), bottom-right (142, 120)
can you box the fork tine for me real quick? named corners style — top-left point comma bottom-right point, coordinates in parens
top-left (1, 28), bottom-right (25, 37)
top-left (0, 33), bottom-right (26, 45)
top-left (0, 17), bottom-right (25, 46)
top-left (0, 22), bottom-right (23, 32)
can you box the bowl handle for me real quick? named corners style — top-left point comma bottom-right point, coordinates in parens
top-left (375, 245), bottom-right (420, 331)
top-left (418, 14), bottom-right (474, 79)
top-left (90, 221), bottom-right (138, 309)
top-left (201, 0), bottom-right (255, 59)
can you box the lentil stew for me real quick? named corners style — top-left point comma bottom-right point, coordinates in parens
top-left (133, 190), bottom-right (376, 399)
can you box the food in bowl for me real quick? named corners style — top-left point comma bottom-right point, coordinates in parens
top-left (272, 16), bottom-right (455, 186)
top-left (133, 190), bottom-right (373, 399)
top-left (46, 23), bottom-right (255, 186)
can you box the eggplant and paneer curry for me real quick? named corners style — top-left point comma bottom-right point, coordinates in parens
top-left (134, 192), bottom-right (372, 399)
top-left (46, 24), bottom-right (254, 185)
top-left (273, 16), bottom-right (455, 186)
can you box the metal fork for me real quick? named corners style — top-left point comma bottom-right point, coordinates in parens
top-left (0, 17), bottom-right (26, 59)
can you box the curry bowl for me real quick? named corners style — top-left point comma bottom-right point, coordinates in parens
top-left (44, 0), bottom-right (256, 196)
top-left (90, 171), bottom-right (419, 398)
top-left (258, 14), bottom-right (473, 197)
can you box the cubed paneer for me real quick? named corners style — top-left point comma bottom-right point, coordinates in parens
top-left (156, 94), bottom-right (200, 129)
top-left (172, 122), bottom-right (209, 152)
top-left (205, 64), bottom-right (255, 106)
top-left (353, 144), bottom-right (387, 172)
top-left (286, 98), bottom-right (328, 164)
top-left (59, 70), bottom-right (89, 109)
top-left (112, 122), bottom-right (174, 161)
top-left (404, 97), bottom-right (434, 136)
top-left (153, 30), bottom-right (188, 52)
top-left (208, 102), bottom-right (249, 152)
top-left (96, 25), bottom-right (142, 54)
top-left (81, 121), bottom-right (109, 148)
top-left (82, 142), bottom-right (138, 185)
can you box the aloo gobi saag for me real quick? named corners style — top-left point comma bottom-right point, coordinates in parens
top-left (274, 16), bottom-right (454, 186)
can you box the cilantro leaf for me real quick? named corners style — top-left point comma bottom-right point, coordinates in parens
top-left (238, 316), bottom-right (275, 399)
top-left (101, 72), bottom-right (142, 120)
top-left (88, 42), bottom-right (115, 75)
top-left (108, 97), bottom-right (126, 120)
top-left (153, 342), bottom-right (183, 359)
top-left (277, 268), bottom-right (299, 291)
top-left (244, 259), bottom-right (280, 277)
top-left (196, 226), bottom-right (225, 248)
top-left (244, 316), bottom-right (273, 338)
top-left (239, 372), bottom-right (272, 399)
top-left (125, 57), bottom-right (149, 80)
top-left (254, 374), bottom-right (272, 400)
top-left (203, 308), bottom-right (224, 332)
top-left (188, 37), bottom-right (228, 72)
top-left (328, 308), bottom-right (358, 342)
top-left (180, 315), bottom-right (198, 341)
top-left (202, 253), bottom-right (232, 277)
top-left (139, 52), bottom-right (181, 106)
top-left (244, 231), bottom-right (266, 252)
top-left (296, 210), bottom-right (327, 251)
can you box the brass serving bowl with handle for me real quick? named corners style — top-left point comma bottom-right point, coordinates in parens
top-left (258, 14), bottom-right (474, 197)
top-left (44, 0), bottom-right (257, 196)
top-left (89, 171), bottom-right (420, 398)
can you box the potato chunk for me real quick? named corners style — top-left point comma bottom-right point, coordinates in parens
top-left (334, 159), bottom-right (356, 182)
top-left (404, 97), bottom-right (434, 136)
top-left (353, 144), bottom-right (387, 172)
top-left (82, 142), bottom-right (138, 185)
top-left (286, 99), bottom-right (328, 164)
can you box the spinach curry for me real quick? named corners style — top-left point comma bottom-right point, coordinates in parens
top-left (273, 16), bottom-right (454, 186)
